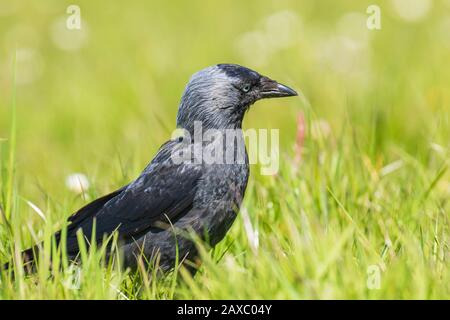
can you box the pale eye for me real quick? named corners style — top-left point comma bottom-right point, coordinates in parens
top-left (242, 84), bottom-right (251, 93)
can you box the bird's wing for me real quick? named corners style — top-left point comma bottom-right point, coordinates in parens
top-left (64, 140), bottom-right (202, 253)
top-left (66, 186), bottom-right (128, 232)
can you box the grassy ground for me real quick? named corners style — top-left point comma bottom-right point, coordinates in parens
top-left (0, 0), bottom-right (449, 299)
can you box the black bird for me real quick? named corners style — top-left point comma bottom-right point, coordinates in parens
top-left (11, 64), bottom-right (297, 273)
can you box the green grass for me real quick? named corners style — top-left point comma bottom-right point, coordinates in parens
top-left (0, 0), bottom-right (449, 299)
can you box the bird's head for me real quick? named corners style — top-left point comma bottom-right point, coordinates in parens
top-left (176, 64), bottom-right (297, 132)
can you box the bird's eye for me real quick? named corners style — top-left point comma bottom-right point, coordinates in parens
top-left (242, 84), bottom-right (251, 93)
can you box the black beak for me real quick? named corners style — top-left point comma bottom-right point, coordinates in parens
top-left (259, 77), bottom-right (298, 99)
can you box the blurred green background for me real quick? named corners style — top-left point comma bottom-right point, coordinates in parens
top-left (1, 0), bottom-right (449, 194)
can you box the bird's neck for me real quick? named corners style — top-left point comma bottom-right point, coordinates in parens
top-left (181, 126), bottom-right (248, 167)
top-left (180, 121), bottom-right (243, 138)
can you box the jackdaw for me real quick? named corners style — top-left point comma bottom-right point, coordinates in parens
top-left (9, 64), bottom-right (297, 273)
